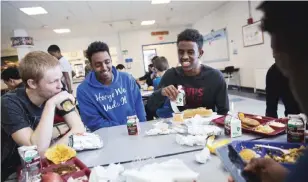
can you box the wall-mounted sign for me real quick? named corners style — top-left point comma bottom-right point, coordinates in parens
top-left (151, 31), bottom-right (169, 36)
top-left (125, 58), bottom-right (133, 63)
top-left (11, 36), bottom-right (34, 47)
top-left (122, 50), bottom-right (128, 55)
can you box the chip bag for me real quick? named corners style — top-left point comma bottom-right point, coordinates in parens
top-left (45, 144), bottom-right (76, 164)
top-left (206, 136), bottom-right (230, 154)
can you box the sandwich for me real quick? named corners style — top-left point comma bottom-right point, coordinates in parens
top-left (241, 118), bottom-right (260, 129)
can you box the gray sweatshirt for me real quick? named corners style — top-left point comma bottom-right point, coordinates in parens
top-left (147, 64), bottom-right (229, 115)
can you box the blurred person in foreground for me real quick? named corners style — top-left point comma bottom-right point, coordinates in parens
top-left (1, 66), bottom-right (24, 90)
top-left (1, 51), bottom-right (85, 181)
top-left (229, 1), bottom-right (308, 182)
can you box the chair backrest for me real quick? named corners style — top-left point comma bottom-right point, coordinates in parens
top-left (224, 66), bottom-right (235, 74)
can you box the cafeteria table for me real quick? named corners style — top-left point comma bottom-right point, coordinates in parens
top-left (77, 119), bottom-right (265, 168)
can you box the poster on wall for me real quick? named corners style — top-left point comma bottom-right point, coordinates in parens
top-left (242, 21), bottom-right (264, 47)
top-left (11, 36), bottom-right (34, 47)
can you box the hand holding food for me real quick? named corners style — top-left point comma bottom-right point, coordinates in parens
top-left (244, 158), bottom-right (289, 182)
top-left (161, 85), bottom-right (179, 101)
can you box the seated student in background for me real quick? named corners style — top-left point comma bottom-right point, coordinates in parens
top-left (152, 56), bottom-right (169, 90)
top-left (137, 57), bottom-right (157, 86)
top-left (116, 64), bottom-right (126, 72)
top-left (266, 62), bottom-right (300, 118)
top-left (147, 29), bottom-right (229, 115)
top-left (77, 41), bottom-right (146, 131)
top-left (1, 51), bottom-right (85, 181)
top-left (1, 66), bottom-right (24, 90)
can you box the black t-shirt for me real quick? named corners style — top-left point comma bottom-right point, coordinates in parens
top-left (1, 88), bottom-right (71, 179)
top-left (147, 64), bottom-right (229, 115)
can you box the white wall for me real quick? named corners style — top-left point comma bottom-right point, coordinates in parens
top-left (30, 26), bottom-right (189, 78)
top-left (193, 1), bottom-right (274, 88)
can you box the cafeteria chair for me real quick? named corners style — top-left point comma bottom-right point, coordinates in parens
top-left (223, 66), bottom-right (241, 91)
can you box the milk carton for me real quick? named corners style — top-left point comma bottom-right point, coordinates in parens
top-left (175, 85), bottom-right (185, 106)
top-left (127, 115), bottom-right (140, 135)
top-left (224, 112), bottom-right (242, 138)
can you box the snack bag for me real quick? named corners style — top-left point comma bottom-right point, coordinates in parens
top-left (68, 133), bottom-right (103, 151)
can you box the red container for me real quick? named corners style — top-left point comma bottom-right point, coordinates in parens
top-left (18, 157), bottom-right (91, 182)
top-left (41, 157), bottom-right (91, 182)
top-left (212, 113), bottom-right (288, 136)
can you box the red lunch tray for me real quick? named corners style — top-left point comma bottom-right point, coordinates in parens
top-left (212, 113), bottom-right (288, 136)
top-left (18, 157), bottom-right (91, 182)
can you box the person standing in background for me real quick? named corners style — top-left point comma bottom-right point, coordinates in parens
top-left (47, 45), bottom-right (73, 94)
top-left (265, 63), bottom-right (300, 118)
top-left (152, 56), bottom-right (169, 90)
top-left (1, 67), bottom-right (24, 90)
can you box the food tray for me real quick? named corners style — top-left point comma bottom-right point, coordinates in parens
top-left (41, 157), bottom-right (91, 182)
top-left (230, 140), bottom-right (307, 170)
top-left (212, 113), bottom-right (288, 136)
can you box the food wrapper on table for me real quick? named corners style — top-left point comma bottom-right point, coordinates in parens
top-left (68, 133), bottom-right (103, 151)
top-left (145, 122), bottom-right (174, 136)
top-left (175, 134), bottom-right (208, 146)
top-left (122, 159), bottom-right (199, 182)
top-left (89, 164), bottom-right (124, 182)
top-left (187, 124), bottom-right (223, 136)
top-left (195, 147), bottom-right (211, 164)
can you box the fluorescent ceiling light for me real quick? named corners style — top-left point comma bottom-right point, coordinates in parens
top-left (151, 0), bottom-right (171, 4)
top-left (141, 20), bottom-right (155, 26)
top-left (20, 7), bottom-right (48, 15)
top-left (53, 29), bottom-right (71, 34)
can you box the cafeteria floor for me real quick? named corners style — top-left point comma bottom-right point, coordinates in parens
top-left (5, 87), bottom-right (285, 182)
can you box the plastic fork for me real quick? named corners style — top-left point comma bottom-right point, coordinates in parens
top-left (255, 144), bottom-right (290, 155)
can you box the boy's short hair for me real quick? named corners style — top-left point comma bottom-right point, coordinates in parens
top-left (86, 41), bottom-right (110, 63)
top-left (177, 29), bottom-right (204, 49)
top-left (19, 51), bottom-right (60, 87)
top-left (47, 45), bottom-right (61, 53)
top-left (154, 56), bottom-right (169, 72)
top-left (1, 67), bottom-right (21, 81)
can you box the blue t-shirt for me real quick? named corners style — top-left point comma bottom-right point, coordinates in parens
top-left (153, 77), bottom-right (162, 90)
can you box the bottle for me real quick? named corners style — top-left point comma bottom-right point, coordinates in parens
top-left (175, 85), bottom-right (186, 107)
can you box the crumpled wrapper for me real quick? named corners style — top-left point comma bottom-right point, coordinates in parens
top-left (187, 125), bottom-right (223, 136)
top-left (175, 134), bottom-right (208, 146)
top-left (69, 133), bottom-right (103, 151)
top-left (145, 122), bottom-right (175, 136)
top-left (89, 163), bottom-right (124, 182)
top-left (122, 159), bottom-right (199, 182)
top-left (195, 147), bottom-right (211, 164)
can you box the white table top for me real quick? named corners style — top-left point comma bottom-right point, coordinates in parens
top-left (77, 120), bottom-right (263, 167)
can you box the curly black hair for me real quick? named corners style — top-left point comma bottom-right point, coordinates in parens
top-left (1, 67), bottom-right (21, 81)
top-left (257, 1), bottom-right (307, 53)
top-left (86, 41), bottom-right (110, 62)
top-left (47, 45), bottom-right (61, 53)
top-left (177, 29), bottom-right (204, 49)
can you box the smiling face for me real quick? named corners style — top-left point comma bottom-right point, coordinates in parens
top-left (90, 51), bottom-right (113, 84)
top-left (177, 41), bottom-right (203, 75)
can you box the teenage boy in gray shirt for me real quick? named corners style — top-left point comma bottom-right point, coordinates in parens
top-left (147, 29), bottom-right (229, 115)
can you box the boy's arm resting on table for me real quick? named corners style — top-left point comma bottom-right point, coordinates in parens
top-left (215, 72), bottom-right (230, 115)
top-left (77, 89), bottom-right (114, 131)
top-left (2, 98), bottom-right (57, 155)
